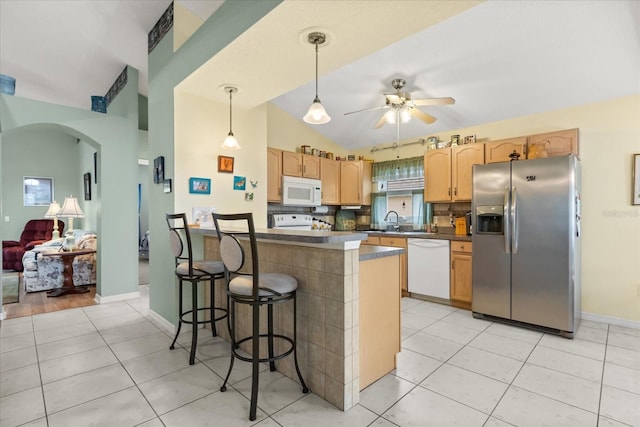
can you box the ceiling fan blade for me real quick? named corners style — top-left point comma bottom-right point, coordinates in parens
top-left (373, 113), bottom-right (388, 129)
top-left (409, 108), bottom-right (437, 124)
top-left (412, 97), bottom-right (455, 106)
top-left (344, 105), bottom-right (388, 116)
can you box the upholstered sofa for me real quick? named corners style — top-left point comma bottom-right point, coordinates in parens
top-left (2, 219), bottom-right (64, 271)
top-left (22, 230), bottom-right (97, 292)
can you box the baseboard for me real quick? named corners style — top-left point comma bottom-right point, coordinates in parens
top-left (147, 309), bottom-right (176, 335)
top-left (582, 312), bottom-right (640, 330)
top-left (94, 290), bottom-right (140, 305)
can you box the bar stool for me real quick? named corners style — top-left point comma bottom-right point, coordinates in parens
top-left (165, 213), bottom-right (228, 365)
top-left (212, 212), bottom-right (308, 421)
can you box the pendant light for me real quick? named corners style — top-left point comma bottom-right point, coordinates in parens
top-left (221, 86), bottom-right (241, 150)
top-left (303, 32), bottom-right (331, 124)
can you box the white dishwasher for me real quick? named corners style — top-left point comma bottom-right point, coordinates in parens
top-left (407, 239), bottom-right (450, 299)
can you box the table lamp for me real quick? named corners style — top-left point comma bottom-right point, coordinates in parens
top-left (44, 201), bottom-right (61, 239)
top-left (58, 196), bottom-right (85, 250)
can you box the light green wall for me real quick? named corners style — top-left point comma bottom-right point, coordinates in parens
top-left (0, 92), bottom-right (138, 300)
top-left (1, 128), bottom-right (81, 239)
top-left (148, 1), bottom-right (281, 324)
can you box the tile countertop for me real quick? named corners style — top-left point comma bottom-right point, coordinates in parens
top-left (361, 230), bottom-right (473, 242)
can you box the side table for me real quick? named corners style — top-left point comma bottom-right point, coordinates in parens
top-left (40, 249), bottom-right (96, 297)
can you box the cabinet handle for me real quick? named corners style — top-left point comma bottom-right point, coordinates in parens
top-left (451, 260), bottom-right (455, 269)
top-left (448, 188), bottom-right (451, 196)
top-left (303, 165), bottom-right (306, 173)
top-left (454, 187), bottom-right (457, 196)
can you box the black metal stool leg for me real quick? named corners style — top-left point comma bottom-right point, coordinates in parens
top-left (189, 280), bottom-right (198, 365)
top-left (220, 297), bottom-right (235, 393)
top-left (268, 302), bottom-right (276, 372)
top-left (210, 278), bottom-right (218, 337)
top-left (250, 302), bottom-right (260, 422)
top-left (293, 293), bottom-right (309, 393)
top-left (170, 279), bottom-right (183, 350)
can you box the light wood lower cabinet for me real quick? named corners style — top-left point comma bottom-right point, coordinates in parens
top-left (450, 241), bottom-right (472, 309)
top-left (379, 236), bottom-right (408, 296)
top-left (359, 254), bottom-right (400, 390)
top-left (360, 235), bottom-right (380, 246)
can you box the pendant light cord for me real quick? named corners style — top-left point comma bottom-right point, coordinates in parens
top-left (314, 42), bottom-right (319, 100)
top-left (228, 89), bottom-right (233, 134)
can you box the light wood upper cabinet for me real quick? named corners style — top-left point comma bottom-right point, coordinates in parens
top-left (282, 152), bottom-right (321, 179)
top-left (267, 147), bottom-right (282, 202)
top-left (424, 145), bottom-right (483, 202)
top-left (484, 136), bottom-right (527, 163)
top-left (320, 158), bottom-right (340, 205)
top-left (450, 241), bottom-right (472, 309)
top-left (452, 144), bottom-right (484, 201)
top-left (424, 149), bottom-right (452, 202)
top-left (340, 160), bottom-right (372, 205)
top-left (527, 128), bottom-right (579, 159)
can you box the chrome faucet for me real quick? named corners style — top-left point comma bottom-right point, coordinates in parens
top-left (384, 210), bottom-right (399, 230)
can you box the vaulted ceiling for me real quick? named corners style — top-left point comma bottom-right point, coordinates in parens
top-left (1, 1), bottom-right (638, 151)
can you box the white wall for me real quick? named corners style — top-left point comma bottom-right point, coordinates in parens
top-left (353, 94), bottom-right (640, 324)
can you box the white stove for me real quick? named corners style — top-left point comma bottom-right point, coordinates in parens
top-left (271, 214), bottom-right (331, 231)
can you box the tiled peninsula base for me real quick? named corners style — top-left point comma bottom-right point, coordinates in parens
top-left (203, 236), bottom-right (360, 410)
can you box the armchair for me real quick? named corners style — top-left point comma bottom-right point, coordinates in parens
top-left (2, 219), bottom-right (64, 271)
top-left (22, 230), bottom-right (97, 293)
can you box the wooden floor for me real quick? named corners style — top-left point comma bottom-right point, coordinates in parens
top-left (2, 274), bottom-right (97, 319)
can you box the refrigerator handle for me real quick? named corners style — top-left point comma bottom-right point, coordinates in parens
top-left (503, 186), bottom-right (510, 254)
top-left (512, 186), bottom-right (519, 254)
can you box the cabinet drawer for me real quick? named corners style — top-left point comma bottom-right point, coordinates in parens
top-left (362, 235), bottom-right (380, 245)
top-left (379, 237), bottom-right (407, 248)
top-left (451, 241), bottom-right (472, 253)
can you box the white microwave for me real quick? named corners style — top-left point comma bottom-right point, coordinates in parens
top-left (282, 176), bottom-right (322, 207)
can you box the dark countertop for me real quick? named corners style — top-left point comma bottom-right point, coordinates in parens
top-left (359, 245), bottom-right (405, 261)
top-left (361, 230), bottom-right (472, 242)
top-left (191, 226), bottom-right (368, 244)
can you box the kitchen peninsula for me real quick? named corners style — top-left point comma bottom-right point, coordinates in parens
top-left (192, 227), bottom-right (402, 411)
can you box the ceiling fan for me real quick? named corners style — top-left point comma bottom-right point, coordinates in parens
top-left (344, 78), bottom-right (455, 129)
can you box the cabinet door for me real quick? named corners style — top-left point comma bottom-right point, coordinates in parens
top-left (361, 235), bottom-right (380, 245)
top-left (452, 144), bottom-right (484, 201)
top-left (340, 161), bottom-right (363, 204)
top-left (302, 154), bottom-right (321, 179)
top-left (379, 237), bottom-right (408, 296)
top-left (320, 158), bottom-right (340, 204)
top-left (361, 161), bottom-right (373, 205)
top-left (450, 241), bottom-right (472, 308)
top-left (282, 151), bottom-right (302, 176)
top-left (424, 149), bottom-right (452, 202)
top-left (267, 148), bottom-right (282, 202)
top-left (528, 128), bottom-right (579, 158)
top-left (484, 137), bottom-right (527, 163)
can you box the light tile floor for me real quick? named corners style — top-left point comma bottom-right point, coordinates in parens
top-left (1, 289), bottom-right (639, 427)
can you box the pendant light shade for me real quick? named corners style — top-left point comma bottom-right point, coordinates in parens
top-left (303, 32), bottom-right (331, 124)
top-left (221, 86), bottom-right (241, 150)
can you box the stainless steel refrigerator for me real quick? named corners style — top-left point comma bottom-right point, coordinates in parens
top-left (471, 155), bottom-right (581, 337)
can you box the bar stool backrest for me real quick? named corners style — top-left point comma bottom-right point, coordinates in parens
top-left (212, 212), bottom-right (260, 299)
top-left (165, 213), bottom-right (196, 276)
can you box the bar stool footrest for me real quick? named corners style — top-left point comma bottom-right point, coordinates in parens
top-left (232, 334), bottom-right (295, 364)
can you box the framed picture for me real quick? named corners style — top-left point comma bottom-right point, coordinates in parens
top-left (93, 152), bottom-right (98, 183)
top-left (192, 206), bottom-right (215, 226)
top-left (218, 155), bottom-right (234, 173)
top-left (233, 176), bottom-right (246, 191)
top-left (23, 176), bottom-right (53, 206)
top-left (154, 156), bottom-right (165, 184)
top-left (163, 178), bottom-right (172, 193)
top-left (189, 177), bottom-right (211, 194)
top-left (84, 172), bottom-right (92, 200)
top-left (633, 153), bottom-right (640, 205)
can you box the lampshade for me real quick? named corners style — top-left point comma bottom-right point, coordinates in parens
top-left (44, 201), bottom-right (61, 239)
top-left (221, 86), bottom-right (241, 150)
top-left (58, 197), bottom-right (85, 218)
top-left (44, 201), bottom-right (61, 218)
top-left (303, 32), bottom-right (331, 124)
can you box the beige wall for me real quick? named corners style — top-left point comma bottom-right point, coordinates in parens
top-left (174, 90), bottom-right (268, 227)
top-left (267, 103), bottom-right (347, 155)
top-left (353, 95), bottom-right (640, 324)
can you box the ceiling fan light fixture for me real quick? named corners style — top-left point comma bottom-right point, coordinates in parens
top-left (303, 31), bottom-right (330, 125)
top-left (400, 108), bottom-right (411, 124)
top-left (384, 109), bottom-right (397, 125)
top-left (221, 86), bottom-right (241, 150)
